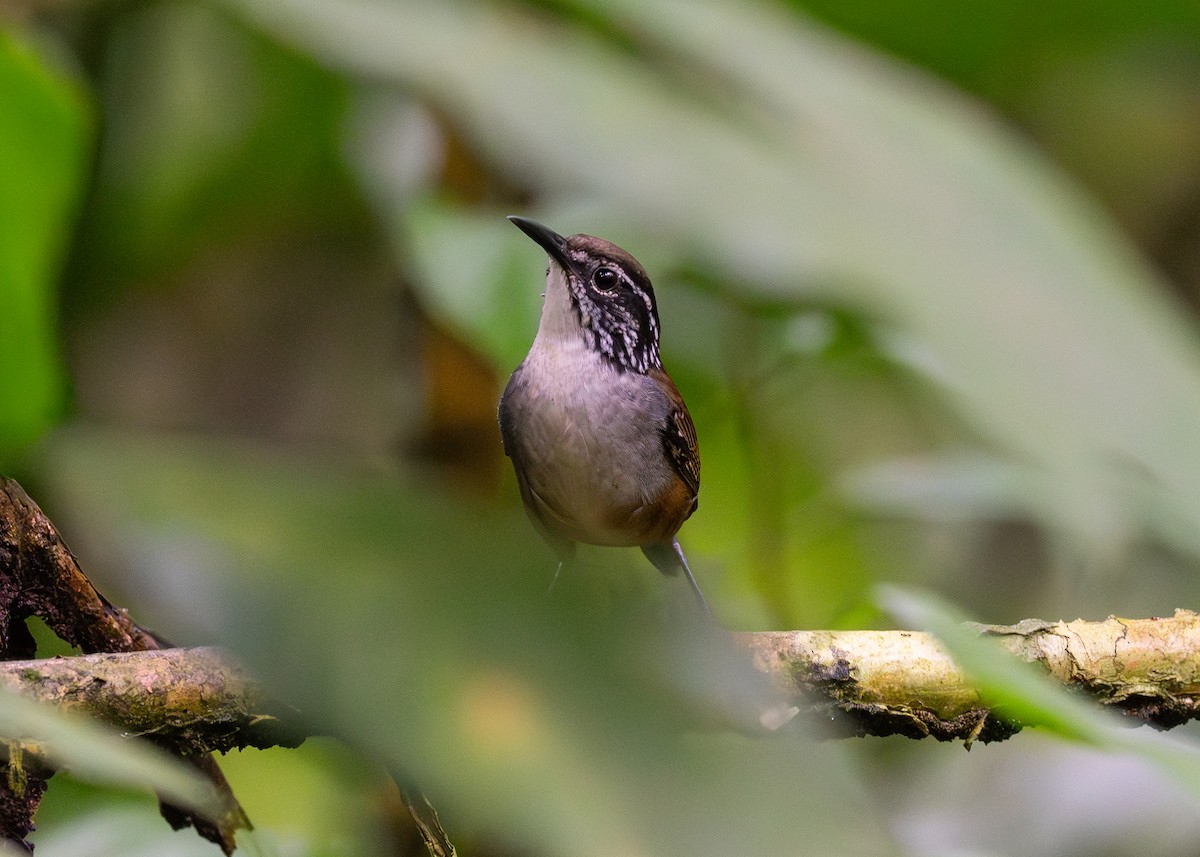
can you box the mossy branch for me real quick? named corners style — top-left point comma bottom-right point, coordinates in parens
top-left (0, 476), bottom-right (249, 853)
top-left (0, 647), bottom-right (302, 754)
top-left (740, 612), bottom-right (1200, 742)
top-left (3, 612), bottom-right (1200, 755)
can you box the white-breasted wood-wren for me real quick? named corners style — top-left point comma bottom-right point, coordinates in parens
top-left (498, 217), bottom-right (708, 611)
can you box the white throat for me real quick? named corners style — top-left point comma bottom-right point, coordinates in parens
top-left (534, 262), bottom-right (585, 345)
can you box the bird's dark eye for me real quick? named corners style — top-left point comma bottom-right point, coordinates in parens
top-left (593, 267), bottom-right (618, 292)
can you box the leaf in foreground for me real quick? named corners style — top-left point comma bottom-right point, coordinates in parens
top-left (0, 683), bottom-right (219, 816)
top-left (881, 584), bottom-right (1200, 800)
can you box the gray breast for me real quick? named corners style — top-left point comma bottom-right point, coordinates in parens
top-left (499, 339), bottom-right (673, 546)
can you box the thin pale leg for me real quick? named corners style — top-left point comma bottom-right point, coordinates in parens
top-left (546, 540), bottom-right (576, 594)
top-left (672, 539), bottom-right (711, 615)
top-left (548, 559), bottom-right (564, 594)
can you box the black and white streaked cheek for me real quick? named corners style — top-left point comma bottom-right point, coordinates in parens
top-left (635, 283), bottom-right (659, 345)
top-left (594, 301), bottom-right (660, 374)
top-left (564, 260), bottom-right (663, 374)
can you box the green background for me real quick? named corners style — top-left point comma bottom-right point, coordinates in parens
top-left (6, 0), bottom-right (1200, 854)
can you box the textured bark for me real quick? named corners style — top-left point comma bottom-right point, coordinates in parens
top-left (0, 648), bottom-right (301, 753)
top-left (0, 477), bottom-right (165, 655)
top-left (7, 611), bottom-right (1200, 756)
top-left (741, 611), bottom-right (1200, 742)
top-left (0, 477), bottom-right (250, 853)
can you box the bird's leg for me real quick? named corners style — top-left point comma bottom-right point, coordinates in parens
top-left (673, 540), bottom-right (711, 615)
top-left (642, 538), bottom-right (710, 615)
top-left (546, 540), bottom-right (576, 594)
top-left (547, 559), bottom-right (564, 594)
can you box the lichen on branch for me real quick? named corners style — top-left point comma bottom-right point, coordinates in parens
top-left (0, 647), bottom-right (301, 753)
top-left (741, 611), bottom-right (1200, 742)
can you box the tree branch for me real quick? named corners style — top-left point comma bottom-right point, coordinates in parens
top-left (741, 611), bottom-right (1200, 741)
top-left (0, 476), bottom-right (250, 853)
top-left (0, 478), bottom-right (165, 656)
top-left (3, 612), bottom-right (1199, 756)
top-left (0, 648), bottom-right (302, 754)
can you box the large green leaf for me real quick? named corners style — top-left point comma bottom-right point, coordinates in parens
top-left (223, 0), bottom-right (1200, 563)
top-left (0, 32), bottom-right (87, 466)
top-left (75, 3), bottom-right (356, 296)
top-left (41, 426), bottom-right (895, 857)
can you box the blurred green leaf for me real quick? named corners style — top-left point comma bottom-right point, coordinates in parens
top-left (33, 804), bottom-right (265, 857)
top-left (797, 0), bottom-right (1200, 112)
top-left (402, 199), bottom-right (546, 371)
top-left (41, 426), bottom-right (896, 857)
top-left (881, 585), bottom-right (1200, 801)
top-left (72, 3), bottom-right (359, 302)
top-left (216, 742), bottom-right (385, 857)
top-left (880, 584), bottom-right (1108, 741)
top-left (34, 741), bottom-right (374, 856)
top-left (0, 31), bottom-right (87, 466)
top-left (225, 0), bottom-right (1200, 568)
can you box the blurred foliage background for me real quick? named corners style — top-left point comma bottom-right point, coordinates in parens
top-left (7, 0), bottom-right (1200, 854)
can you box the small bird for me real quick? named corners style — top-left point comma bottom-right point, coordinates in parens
top-left (498, 216), bottom-right (708, 611)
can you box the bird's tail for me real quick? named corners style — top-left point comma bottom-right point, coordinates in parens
top-left (641, 538), bottom-right (710, 614)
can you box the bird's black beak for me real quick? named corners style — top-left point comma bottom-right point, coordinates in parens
top-left (508, 216), bottom-right (573, 273)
